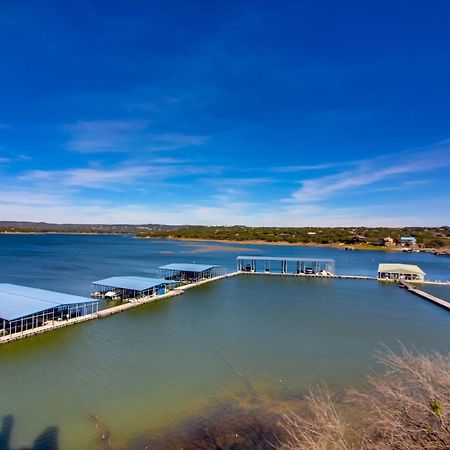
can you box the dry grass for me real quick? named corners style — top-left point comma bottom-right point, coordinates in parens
top-left (280, 389), bottom-right (356, 450)
top-left (280, 347), bottom-right (450, 450)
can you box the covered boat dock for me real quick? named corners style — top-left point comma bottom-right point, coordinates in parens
top-left (237, 256), bottom-right (335, 275)
top-left (378, 263), bottom-right (425, 282)
top-left (0, 283), bottom-right (98, 336)
top-left (91, 276), bottom-right (179, 301)
top-left (158, 263), bottom-right (224, 283)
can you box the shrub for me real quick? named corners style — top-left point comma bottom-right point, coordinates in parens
top-left (280, 348), bottom-right (450, 450)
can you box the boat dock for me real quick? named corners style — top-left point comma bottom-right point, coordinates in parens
top-left (237, 255), bottom-right (335, 275)
top-left (0, 272), bottom-right (240, 345)
top-left (2, 252), bottom-right (450, 345)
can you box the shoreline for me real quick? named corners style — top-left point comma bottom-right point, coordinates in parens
top-left (2, 231), bottom-right (447, 252)
top-left (139, 235), bottom-right (404, 251)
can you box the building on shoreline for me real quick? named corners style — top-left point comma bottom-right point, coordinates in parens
top-left (400, 236), bottom-right (417, 247)
top-left (158, 263), bottom-right (224, 283)
top-left (384, 236), bottom-right (395, 247)
top-left (0, 284), bottom-right (98, 336)
top-left (377, 263), bottom-right (425, 282)
top-left (91, 276), bottom-right (179, 301)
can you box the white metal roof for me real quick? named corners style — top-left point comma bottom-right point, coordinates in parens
top-left (378, 263), bottom-right (425, 275)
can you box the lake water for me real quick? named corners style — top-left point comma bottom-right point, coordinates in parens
top-left (0, 234), bottom-right (450, 449)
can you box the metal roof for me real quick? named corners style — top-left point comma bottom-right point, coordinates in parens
top-left (92, 276), bottom-right (177, 291)
top-left (158, 263), bottom-right (219, 272)
top-left (0, 283), bottom-right (95, 322)
top-left (237, 256), bottom-right (335, 263)
top-left (378, 263), bottom-right (425, 275)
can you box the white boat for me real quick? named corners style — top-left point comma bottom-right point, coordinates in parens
top-left (104, 291), bottom-right (121, 301)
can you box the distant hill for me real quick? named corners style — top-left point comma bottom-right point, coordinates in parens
top-left (0, 221), bottom-right (182, 233)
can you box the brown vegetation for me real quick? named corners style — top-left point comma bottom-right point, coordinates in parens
top-left (281, 348), bottom-right (450, 450)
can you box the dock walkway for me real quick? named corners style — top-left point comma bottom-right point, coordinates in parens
top-left (402, 283), bottom-right (450, 311)
top-left (240, 271), bottom-right (377, 281)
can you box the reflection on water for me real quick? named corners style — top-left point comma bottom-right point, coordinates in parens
top-left (0, 235), bottom-right (449, 449)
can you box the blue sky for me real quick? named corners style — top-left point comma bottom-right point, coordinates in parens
top-left (0, 0), bottom-right (449, 225)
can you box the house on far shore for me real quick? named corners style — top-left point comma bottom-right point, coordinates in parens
top-left (384, 236), bottom-right (395, 247)
top-left (377, 263), bottom-right (425, 282)
top-left (400, 236), bottom-right (417, 247)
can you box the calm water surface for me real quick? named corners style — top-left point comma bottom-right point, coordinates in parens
top-left (0, 234), bottom-right (449, 449)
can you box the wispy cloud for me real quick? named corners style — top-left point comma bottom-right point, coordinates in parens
top-left (63, 119), bottom-right (149, 153)
top-left (20, 158), bottom-right (220, 190)
top-left (286, 146), bottom-right (450, 203)
top-left (63, 119), bottom-right (210, 154)
top-left (145, 133), bottom-right (210, 151)
top-left (23, 165), bottom-right (152, 189)
top-left (0, 153), bottom-right (31, 164)
top-left (272, 162), bottom-right (352, 173)
top-left (0, 189), bottom-right (67, 208)
top-left (200, 176), bottom-right (275, 186)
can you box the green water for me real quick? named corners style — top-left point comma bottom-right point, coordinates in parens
top-left (1, 235), bottom-right (450, 449)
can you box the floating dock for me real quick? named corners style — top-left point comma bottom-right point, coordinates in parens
top-left (402, 283), bottom-right (450, 311)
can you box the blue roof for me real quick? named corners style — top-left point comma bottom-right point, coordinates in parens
top-left (158, 263), bottom-right (219, 273)
top-left (92, 276), bottom-right (177, 291)
top-left (0, 283), bottom-right (95, 322)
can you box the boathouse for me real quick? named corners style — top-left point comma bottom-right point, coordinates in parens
top-left (158, 263), bottom-right (224, 283)
top-left (237, 256), bottom-right (335, 275)
top-left (91, 276), bottom-right (178, 301)
top-left (377, 263), bottom-right (425, 282)
top-left (0, 283), bottom-right (98, 336)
